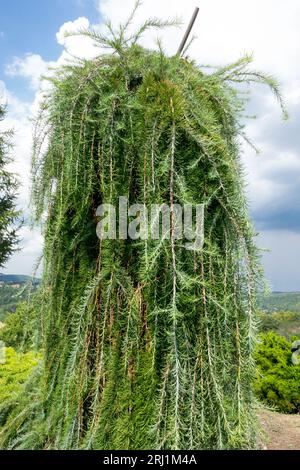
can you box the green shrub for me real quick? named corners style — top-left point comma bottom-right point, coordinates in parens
top-left (254, 332), bottom-right (300, 413)
top-left (0, 347), bottom-right (40, 403)
top-left (0, 302), bottom-right (37, 351)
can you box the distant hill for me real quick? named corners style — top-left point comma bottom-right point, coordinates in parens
top-left (0, 274), bottom-right (39, 285)
top-left (0, 275), bottom-right (40, 322)
top-left (258, 292), bottom-right (300, 313)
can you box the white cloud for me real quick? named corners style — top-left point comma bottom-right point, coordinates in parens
top-left (2, 227), bottom-right (43, 276)
top-left (5, 54), bottom-right (56, 90)
top-left (18, 226), bottom-right (43, 255)
top-left (0, 80), bottom-right (33, 209)
top-left (56, 16), bottom-right (89, 45)
top-left (56, 16), bottom-right (99, 62)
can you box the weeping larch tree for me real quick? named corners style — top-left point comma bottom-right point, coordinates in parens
top-left (0, 5), bottom-right (285, 450)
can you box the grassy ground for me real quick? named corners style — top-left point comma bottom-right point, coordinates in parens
top-left (259, 409), bottom-right (300, 450)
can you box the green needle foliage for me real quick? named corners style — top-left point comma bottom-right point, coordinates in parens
top-left (0, 6), bottom-right (285, 450)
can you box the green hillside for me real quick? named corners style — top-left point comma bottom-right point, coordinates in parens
top-left (258, 292), bottom-right (300, 313)
top-left (0, 274), bottom-right (39, 284)
top-left (0, 276), bottom-right (40, 322)
top-left (0, 285), bottom-right (30, 322)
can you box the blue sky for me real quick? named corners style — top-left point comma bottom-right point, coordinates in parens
top-left (0, 0), bottom-right (99, 100)
top-left (1, 0), bottom-right (300, 291)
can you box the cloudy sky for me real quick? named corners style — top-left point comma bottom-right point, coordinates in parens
top-left (0, 0), bottom-right (299, 291)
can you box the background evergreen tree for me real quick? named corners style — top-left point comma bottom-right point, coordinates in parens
top-left (0, 104), bottom-right (19, 268)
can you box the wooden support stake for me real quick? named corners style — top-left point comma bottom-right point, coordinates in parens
top-left (176, 7), bottom-right (199, 56)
